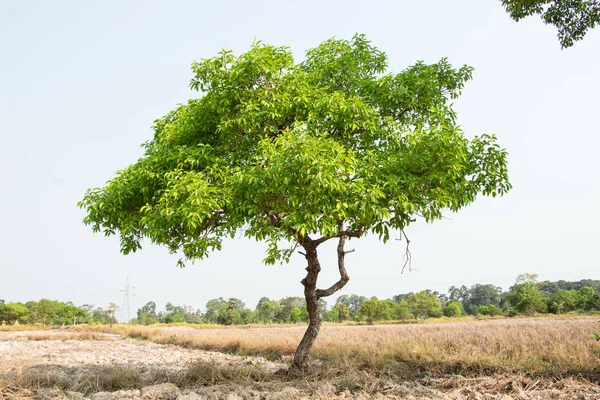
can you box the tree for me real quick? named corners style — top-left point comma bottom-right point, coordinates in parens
top-left (204, 298), bottom-right (228, 324)
top-left (62, 302), bottom-right (87, 325)
top-left (256, 297), bottom-right (282, 323)
top-left (359, 298), bottom-right (391, 323)
top-left (0, 300), bottom-right (6, 323)
top-left (137, 301), bottom-right (159, 325)
top-left (516, 273), bottom-right (539, 284)
top-left (277, 297), bottom-right (305, 322)
top-left (161, 302), bottom-right (187, 323)
top-left (79, 34), bottom-right (511, 369)
top-left (391, 299), bottom-right (412, 320)
top-left (90, 307), bottom-right (109, 324)
top-left (35, 299), bottom-right (58, 326)
top-left (451, 284), bottom-right (503, 315)
top-left (443, 300), bottom-right (464, 317)
top-left (107, 303), bottom-right (119, 327)
top-left (479, 304), bottom-right (503, 316)
top-left (4, 303), bottom-right (29, 324)
top-left (331, 303), bottom-right (350, 323)
top-left (506, 282), bottom-right (548, 314)
top-left (549, 289), bottom-right (578, 313)
top-left (502, 0), bottom-right (600, 48)
top-left (336, 294), bottom-right (367, 320)
top-left (406, 291), bottom-right (443, 319)
top-left (290, 307), bottom-right (303, 323)
top-left (576, 286), bottom-right (597, 310)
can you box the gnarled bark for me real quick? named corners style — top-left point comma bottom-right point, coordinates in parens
top-left (292, 234), bottom-right (351, 369)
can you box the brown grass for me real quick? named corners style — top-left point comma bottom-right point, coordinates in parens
top-left (0, 361), bottom-right (271, 396)
top-left (0, 324), bottom-right (48, 332)
top-left (23, 332), bottom-right (104, 341)
top-left (116, 316), bottom-right (600, 378)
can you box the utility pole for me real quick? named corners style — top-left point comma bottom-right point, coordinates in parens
top-left (120, 277), bottom-right (135, 323)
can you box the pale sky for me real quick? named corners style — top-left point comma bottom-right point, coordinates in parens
top-left (1, 1), bottom-right (599, 319)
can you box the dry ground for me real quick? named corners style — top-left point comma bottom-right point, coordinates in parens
top-left (121, 316), bottom-right (600, 377)
top-left (1, 317), bottom-right (600, 399)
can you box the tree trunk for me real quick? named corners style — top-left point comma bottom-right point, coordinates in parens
top-left (292, 241), bottom-right (322, 369)
top-left (292, 234), bottom-right (350, 369)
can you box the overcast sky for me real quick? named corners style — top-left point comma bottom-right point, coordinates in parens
top-left (1, 1), bottom-right (599, 319)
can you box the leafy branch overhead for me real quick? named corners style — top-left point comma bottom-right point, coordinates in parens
top-left (79, 34), bottom-right (511, 266)
top-left (502, 0), bottom-right (600, 48)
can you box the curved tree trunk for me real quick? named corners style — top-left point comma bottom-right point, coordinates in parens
top-left (292, 234), bottom-right (351, 370)
top-left (292, 241), bottom-right (322, 369)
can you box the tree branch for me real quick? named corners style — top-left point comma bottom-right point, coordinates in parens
top-left (314, 235), bottom-right (331, 246)
top-left (400, 229), bottom-right (412, 274)
top-left (265, 210), bottom-right (305, 242)
top-left (315, 235), bottom-right (351, 299)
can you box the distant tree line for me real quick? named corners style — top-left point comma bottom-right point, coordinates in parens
top-left (132, 274), bottom-right (600, 325)
top-left (3, 275), bottom-right (599, 326)
top-left (0, 299), bottom-right (119, 326)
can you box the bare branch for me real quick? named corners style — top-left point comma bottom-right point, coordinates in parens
top-left (315, 235), bottom-right (351, 298)
top-left (400, 229), bottom-right (412, 274)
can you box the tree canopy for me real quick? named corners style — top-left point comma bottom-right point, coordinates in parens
top-left (80, 34), bottom-right (510, 267)
top-left (502, 0), bottom-right (600, 48)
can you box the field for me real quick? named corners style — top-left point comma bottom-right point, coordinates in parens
top-left (1, 316), bottom-right (600, 399)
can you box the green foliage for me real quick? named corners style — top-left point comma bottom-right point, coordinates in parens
top-left (516, 273), bottom-right (539, 284)
top-left (336, 294), bottom-right (367, 320)
top-left (406, 291), bottom-right (443, 319)
top-left (256, 297), bottom-right (282, 323)
top-left (478, 304), bottom-right (503, 316)
top-left (448, 284), bottom-right (503, 315)
top-left (158, 302), bottom-right (202, 324)
top-left (137, 301), bottom-right (159, 325)
top-left (330, 303), bottom-right (350, 323)
top-left (204, 298), bottom-right (228, 324)
top-left (106, 303), bottom-right (119, 326)
top-left (443, 300), bottom-right (464, 317)
top-left (79, 34), bottom-right (510, 267)
top-left (276, 297), bottom-right (305, 322)
top-left (576, 286), bottom-right (598, 310)
top-left (290, 307), bottom-right (303, 323)
top-left (4, 303), bottom-right (29, 324)
top-left (549, 289), bottom-right (579, 313)
top-left (0, 299), bottom-right (96, 326)
top-left (506, 282), bottom-right (548, 315)
top-left (359, 298), bottom-right (392, 324)
top-left (502, 0), bottom-right (600, 48)
top-left (393, 300), bottom-right (413, 320)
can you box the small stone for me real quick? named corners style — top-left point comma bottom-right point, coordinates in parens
top-left (141, 383), bottom-right (180, 399)
top-left (114, 389), bottom-right (141, 399)
top-left (66, 391), bottom-right (86, 400)
top-left (238, 390), bottom-right (261, 400)
top-left (90, 392), bottom-right (116, 400)
top-left (265, 387), bottom-right (302, 400)
top-left (177, 393), bottom-right (207, 400)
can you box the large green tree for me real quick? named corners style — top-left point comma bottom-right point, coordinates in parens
top-left (506, 282), bottom-right (548, 314)
top-left (79, 34), bottom-right (510, 369)
top-left (502, 0), bottom-right (600, 48)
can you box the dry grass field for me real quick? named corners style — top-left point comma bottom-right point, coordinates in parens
top-left (118, 316), bottom-right (600, 378)
top-left (2, 316), bottom-right (600, 399)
